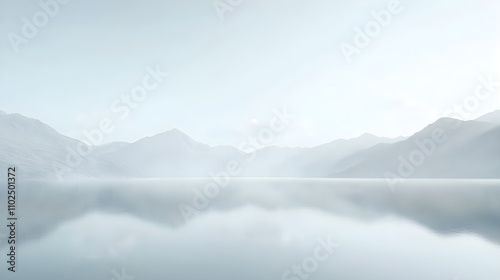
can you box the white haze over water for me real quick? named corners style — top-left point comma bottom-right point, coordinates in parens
top-left (1, 179), bottom-right (499, 280)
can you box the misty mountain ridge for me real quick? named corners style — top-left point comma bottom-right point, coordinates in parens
top-left (0, 110), bottom-right (499, 179)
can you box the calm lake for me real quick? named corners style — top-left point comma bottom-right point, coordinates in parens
top-left (0, 179), bottom-right (499, 280)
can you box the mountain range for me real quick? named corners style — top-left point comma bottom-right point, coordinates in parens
top-left (1, 109), bottom-right (499, 180)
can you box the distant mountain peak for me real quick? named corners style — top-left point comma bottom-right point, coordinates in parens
top-left (137, 128), bottom-right (206, 151)
top-left (0, 111), bottom-right (61, 136)
top-left (168, 128), bottom-right (185, 135)
top-left (422, 117), bottom-right (461, 128)
top-left (356, 133), bottom-right (378, 139)
top-left (157, 128), bottom-right (191, 139)
top-left (344, 133), bottom-right (382, 142)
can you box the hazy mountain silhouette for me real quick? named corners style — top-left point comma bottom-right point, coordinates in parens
top-left (332, 115), bottom-right (500, 178)
top-left (103, 128), bottom-right (244, 177)
top-left (0, 112), bottom-right (127, 179)
top-left (241, 133), bottom-right (405, 177)
top-left (0, 110), bottom-right (498, 179)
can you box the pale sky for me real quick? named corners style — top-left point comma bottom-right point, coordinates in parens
top-left (1, 0), bottom-right (500, 147)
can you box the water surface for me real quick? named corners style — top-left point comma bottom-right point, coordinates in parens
top-left (0, 179), bottom-right (499, 280)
